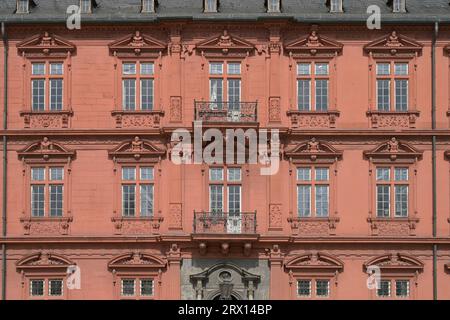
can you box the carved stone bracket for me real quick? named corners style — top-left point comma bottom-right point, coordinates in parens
top-left (367, 216), bottom-right (420, 236)
top-left (367, 111), bottom-right (420, 129)
top-left (287, 111), bottom-right (340, 129)
top-left (20, 216), bottom-right (73, 236)
top-left (111, 110), bottom-right (164, 129)
top-left (111, 216), bottom-right (164, 235)
top-left (20, 110), bottom-right (73, 129)
top-left (288, 217), bottom-right (340, 236)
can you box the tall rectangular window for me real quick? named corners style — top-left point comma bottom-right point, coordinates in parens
top-left (209, 167), bottom-right (242, 214)
top-left (122, 62), bottom-right (154, 110)
top-left (209, 62), bottom-right (241, 110)
top-left (376, 167), bottom-right (409, 218)
top-left (121, 166), bottom-right (154, 217)
top-left (297, 167), bottom-right (329, 217)
top-left (376, 62), bottom-right (409, 111)
top-left (297, 62), bottom-right (329, 111)
top-left (31, 62), bottom-right (64, 111)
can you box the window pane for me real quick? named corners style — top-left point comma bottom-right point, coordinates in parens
top-left (297, 168), bottom-right (311, 181)
top-left (141, 79), bottom-right (154, 110)
top-left (17, 0), bottom-right (29, 13)
top-left (142, 0), bottom-right (154, 12)
top-left (32, 79), bottom-right (45, 111)
top-left (209, 62), bottom-right (223, 75)
top-left (297, 80), bottom-right (310, 111)
top-left (297, 63), bottom-right (311, 76)
top-left (315, 63), bottom-right (329, 76)
top-left (80, 0), bottom-right (91, 13)
top-left (205, 0), bottom-right (217, 12)
top-left (395, 79), bottom-right (408, 111)
top-left (396, 280), bottom-right (409, 297)
top-left (122, 167), bottom-right (136, 181)
top-left (297, 280), bottom-right (311, 297)
top-left (31, 167), bottom-right (45, 181)
top-left (50, 79), bottom-right (63, 111)
top-left (228, 185), bottom-right (241, 213)
top-left (315, 168), bottom-right (329, 181)
top-left (122, 63), bottom-right (136, 75)
top-left (394, 168), bottom-right (408, 181)
top-left (227, 63), bottom-right (241, 75)
top-left (268, 0), bottom-right (280, 12)
top-left (49, 279), bottom-right (63, 296)
top-left (31, 185), bottom-right (45, 217)
top-left (121, 279), bottom-right (135, 296)
top-left (377, 280), bottom-right (391, 297)
top-left (140, 62), bottom-right (154, 75)
top-left (49, 185), bottom-right (63, 217)
top-left (140, 184), bottom-right (154, 216)
top-left (316, 280), bottom-right (330, 297)
top-left (377, 63), bottom-right (390, 76)
top-left (140, 279), bottom-right (154, 296)
top-left (209, 168), bottom-right (223, 181)
top-left (377, 80), bottom-right (390, 111)
top-left (32, 63), bottom-right (45, 75)
top-left (297, 185), bottom-right (311, 217)
top-left (376, 185), bottom-right (390, 217)
top-left (210, 185), bottom-right (223, 213)
top-left (227, 168), bottom-right (241, 182)
top-left (123, 79), bottom-right (136, 110)
top-left (50, 63), bottom-right (63, 75)
top-left (30, 280), bottom-right (44, 296)
top-left (315, 185), bottom-right (329, 217)
top-left (315, 80), bottom-right (328, 111)
top-left (228, 79), bottom-right (241, 109)
top-left (210, 79), bottom-right (223, 103)
top-left (376, 168), bottom-right (390, 181)
top-left (122, 185), bottom-right (136, 216)
top-left (395, 185), bottom-right (408, 217)
top-left (394, 63), bottom-right (408, 76)
top-left (140, 167), bottom-right (154, 180)
top-left (50, 167), bottom-right (64, 181)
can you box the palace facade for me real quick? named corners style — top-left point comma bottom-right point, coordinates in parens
top-left (1, 0), bottom-right (450, 300)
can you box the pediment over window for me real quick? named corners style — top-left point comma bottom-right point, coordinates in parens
top-left (17, 137), bottom-right (76, 162)
top-left (364, 31), bottom-right (423, 58)
top-left (285, 28), bottom-right (343, 58)
top-left (108, 252), bottom-right (166, 269)
top-left (16, 252), bottom-right (74, 270)
top-left (284, 252), bottom-right (344, 272)
top-left (109, 136), bottom-right (166, 162)
top-left (284, 138), bottom-right (343, 163)
top-left (109, 31), bottom-right (167, 58)
top-left (364, 137), bottom-right (422, 163)
top-left (195, 30), bottom-right (256, 58)
top-left (364, 253), bottom-right (424, 272)
top-left (17, 32), bottom-right (76, 58)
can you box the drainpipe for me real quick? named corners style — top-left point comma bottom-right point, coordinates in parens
top-left (1, 21), bottom-right (7, 301)
top-left (431, 21), bottom-right (438, 301)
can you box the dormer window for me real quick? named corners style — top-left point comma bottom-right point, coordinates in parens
top-left (329, 0), bottom-right (343, 13)
top-left (80, 0), bottom-right (92, 14)
top-left (204, 0), bottom-right (218, 13)
top-left (267, 0), bottom-right (281, 13)
top-left (16, 0), bottom-right (30, 14)
top-left (391, 0), bottom-right (406, 13)
top-left (142, 0), bottom-right (155, 13)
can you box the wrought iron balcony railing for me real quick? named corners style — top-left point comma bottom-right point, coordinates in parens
top-left (194, 101), bottom-right (258, 123)
top-left (193, 211), bottom-right (257, 235)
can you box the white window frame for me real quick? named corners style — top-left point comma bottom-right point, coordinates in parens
top-left (267, 0), bottom-right (281, 13)
top-left (80, 0), bottom-right (92, 14)
top-left (204, 0), bottom-right (218, 13)
top-left (141, 0), bottom-right (155, 13)
top-left (330, 0), bottom-right (343, 13)
top-left (16, 0), bottom-right (29, 14)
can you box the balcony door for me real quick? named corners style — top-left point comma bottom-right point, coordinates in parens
top-left (227, 185), bottom-right (241, 234)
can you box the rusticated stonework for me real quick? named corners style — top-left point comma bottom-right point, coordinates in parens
top-left (111, 217), bottom-right (164, 235)
top-left (112, 111), bottom-right (164, 128)
top-left (367, 111), bottom-right (419, 129)
top-left (288, 217), bottom-right (339, 236)
top-left (168, 203), bottom-right (183, 230)
top-left (287, 111), bottom-right (339, 129)
top-left (268, 204), bottom-right (282, 230)
top-left (367, 217), bottom-right (419, 236)
top-left (20, 217), bottom-right (72, 236)
top-left (268, 97), bottom-right (281, 122)
top-left (20, 111), bottom-right (73, 129)
top-left (170, 96), bottom-right (182, 122)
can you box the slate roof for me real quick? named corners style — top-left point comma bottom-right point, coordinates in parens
top-left (0, 0), bottom-right (450, 24)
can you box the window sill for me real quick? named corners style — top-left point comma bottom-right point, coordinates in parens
top-left (287, 110), bottom-right (340, 129)
top-left (111, 110), bottom-right (164, 128)
top-left (367, 216), bottom-right (419, 236)
top-left (20, 110), bottom-right (73, 129)
top-left (111, 215), bottom-right (163, 235)
top-left (366, 110), bottom-right (420, 129)
top-left (288, 216), bottom-right (339, 236)
top-left (20, 215), bottom-right (73, 236)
